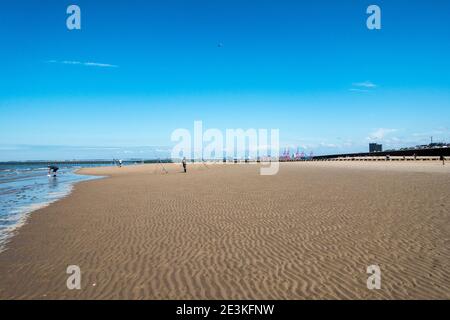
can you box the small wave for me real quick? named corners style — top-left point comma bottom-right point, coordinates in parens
top-left (0, 169), bottom-right (103, 253)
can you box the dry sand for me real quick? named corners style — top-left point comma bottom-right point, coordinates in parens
top-left (0, 162), bottom-right (449, 299)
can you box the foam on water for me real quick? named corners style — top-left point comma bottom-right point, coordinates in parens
top-left (0, 164), bottom-right (106, 252)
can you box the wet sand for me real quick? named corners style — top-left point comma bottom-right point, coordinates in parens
top-left (0, 162), bottom-right (449, 299)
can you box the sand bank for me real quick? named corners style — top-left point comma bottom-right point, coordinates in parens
top-left (0, 162), bottom-right (449, 299)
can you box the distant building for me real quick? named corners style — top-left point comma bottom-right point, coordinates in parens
top-left (369, 143), bottom-right (382, 153)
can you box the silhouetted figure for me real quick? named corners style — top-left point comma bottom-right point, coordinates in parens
top-left (182, 157), bottom-right (187, 173)
top-left (48, 165), bottom-right (59, 177)
top-left (440, 155), bottom-right (445, 165)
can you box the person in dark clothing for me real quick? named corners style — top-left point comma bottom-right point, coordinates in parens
top-left (48, 165), bottom-right (59, 177)
top-left (440, 155), bottom-right (445, 165)
top-left (182, 157), bottom-right (187, 173)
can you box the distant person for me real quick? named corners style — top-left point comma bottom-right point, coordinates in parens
top-left (182, 157), bottom-right (187, 173)
top-left (48, 165), bottom-right (59, 177)
top-left (118, 159), bottom-right (123, 168)
top-left (440, 155), bottom-right (445, 165)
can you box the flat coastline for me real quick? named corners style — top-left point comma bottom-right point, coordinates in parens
top-left (0, 162), bottom-right (449, 299)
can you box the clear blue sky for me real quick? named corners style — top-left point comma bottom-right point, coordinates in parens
top-left (0, 0), bottom-right (449, 160)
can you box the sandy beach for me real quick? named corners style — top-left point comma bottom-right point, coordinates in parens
top-left (0, 162), bottom-right (449, 300)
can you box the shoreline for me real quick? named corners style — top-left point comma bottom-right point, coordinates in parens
top-left (0, 162), bottom-right (449, 299)
top-left (0, 168), bottom-right (105, 254)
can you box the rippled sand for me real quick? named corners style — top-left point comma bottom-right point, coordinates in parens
top-left (0, 162), bottom-right (449, 299)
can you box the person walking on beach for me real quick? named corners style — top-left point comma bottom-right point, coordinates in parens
top-left (48, 165), bottom-right (59, 177)
top-left (182, 157), bottom-right (187, 173)
top-left (440, 155), bottom-right (445, 165)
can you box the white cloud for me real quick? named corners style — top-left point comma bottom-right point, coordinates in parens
top-left (84, 62), bottom-right (118, 68)
top-left (319, 142), bottom-right (338, 148)
top-left (47, 60), bottom-right (118, 68)
top-left (352, 81), bottom-right (377, 88)
top-left (368, 128), bottom-right (397, 140)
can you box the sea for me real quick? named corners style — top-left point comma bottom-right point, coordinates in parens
top-left (0, 162), bottom-right (115, 251)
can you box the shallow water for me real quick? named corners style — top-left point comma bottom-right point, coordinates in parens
top-left (0, 163), bottom-right (109, 251)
